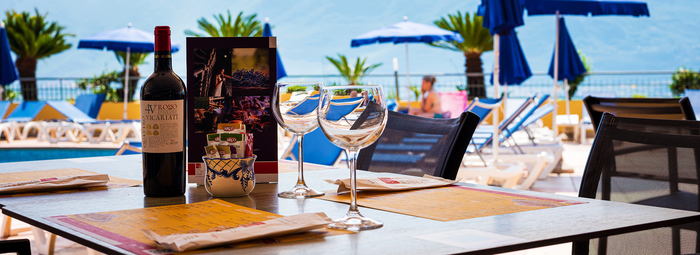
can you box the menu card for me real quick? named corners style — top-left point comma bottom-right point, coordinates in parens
top-left (0, 168), bottom-right (141, 197)
top-left (47, 199), bottom-right (350, 255)
top-left (187, 37), bottom-right (279, 185)
top-left (0, 174), bottom-right (109, 194)
top-left (325, 174), bottom-right (460, 193)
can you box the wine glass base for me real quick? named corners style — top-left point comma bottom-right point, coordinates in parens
top-left (328, 214), bottom-right (383, 231)
top-left (277, 186), bottom-right (325, 199)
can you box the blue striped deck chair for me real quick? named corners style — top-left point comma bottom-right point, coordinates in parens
top-left (470, 96), bottom-right (534, 163)
top-left (465, 94), bottom-right (504, 121)
top-left (506, 94), bottom-right (552, 145)
top-left (4, 101), bottom-right (46, 140)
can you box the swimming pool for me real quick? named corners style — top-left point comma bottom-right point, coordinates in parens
top-left (0, 148), bottom-right (117, 163)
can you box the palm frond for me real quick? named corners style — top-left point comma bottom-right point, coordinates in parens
top-left (3, 8), bottom-right (73, 59)
top-left (326, 54), bottom-right (382, 85)
top-left (187, 10), bottom-right (263, 37)
top-left (428, 11), bottom-right (493, 54)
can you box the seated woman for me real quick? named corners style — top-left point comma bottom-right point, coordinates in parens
top-left (409, 75), bottom-right (443, 118)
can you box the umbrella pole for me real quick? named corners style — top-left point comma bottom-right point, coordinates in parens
top-left (405, 42), bottom-right (411, 107)
top-left (492, 34), bottom-right (500, 162)
top-left (124, 47), bottom-right (130, 120)
top-left (552, 11), bottom-right (560, 137)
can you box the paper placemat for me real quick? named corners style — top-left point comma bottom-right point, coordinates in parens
top-left (318, 185), bottom-right (585, 221)
top-left (47, 199), bottom-right (351, 255)
top-left (0, 168), bottom-right (141, 197)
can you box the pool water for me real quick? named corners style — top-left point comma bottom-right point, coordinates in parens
top-left (0, 148), bottom-right (117, 163)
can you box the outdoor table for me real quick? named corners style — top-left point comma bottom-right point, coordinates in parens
top-left (0, 155), bottom-right (699, 254)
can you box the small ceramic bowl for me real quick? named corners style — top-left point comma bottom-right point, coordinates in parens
top-left (202, 155), bottom-right (256, 197)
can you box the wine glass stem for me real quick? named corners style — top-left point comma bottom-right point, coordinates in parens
top-left (347, 149), bottom-right (359, 212)
top-left (296, 134), bottom-right (307, 186)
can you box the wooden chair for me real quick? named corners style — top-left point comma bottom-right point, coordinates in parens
top-left (576, 113), bottom-right (700, 254)
top-left (357, 111), bottom-right (480, 180)
top-left (583, 96), bottom-right (696, 132)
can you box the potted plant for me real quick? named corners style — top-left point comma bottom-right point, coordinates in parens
top-left (670, 67), bottom-right (700, 97)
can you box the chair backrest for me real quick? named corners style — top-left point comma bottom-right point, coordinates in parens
top-left (577, 113), bottom-right (700, 254)
top-left (356, 111), bottom-right (481, 180)
top-left (465, 95), bottom-right (503, 121)
top-left (583, 96), bottom-right (696, 132)
top-left (0, 101), bottom-right (10, 119)
top-left (4, 101), bottom-right (45, 122)
top-left (283, 128), bottom-right (345, 166)
top-left (685, 89), bottom-right (700, 117)
top-left (46, 101), bottom-right (97, 123)
top-left (73, 94), bottom-right (106, 119)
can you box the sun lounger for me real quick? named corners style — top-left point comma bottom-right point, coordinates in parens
top-left (464, 95), bottom-right (562, 187)
top-left (44, 100), bottom-right (139, 144)
top-left (3, 101), bottom-right (46, 141)
top-left (0, 101), bottom-right (14, 142)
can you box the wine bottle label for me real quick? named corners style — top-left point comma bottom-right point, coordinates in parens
top-left (141, 100), bottom-right (184, 153)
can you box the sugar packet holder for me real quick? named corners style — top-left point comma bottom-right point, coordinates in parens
top-left (140, 212), bottom-right (333, 252)
top-left (204, 123), bottom-right (254, 159)
top-left (325, 175), bottom-right (461, 193)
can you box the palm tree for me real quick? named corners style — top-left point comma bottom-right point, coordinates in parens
top-left (4, 9), bottom-right (73, 101)
top-left (185, 10), bottom-right (263, 37)
top-left (326, 54), bottom-right (382, 85)
top-left (114, 51), bottom-right (148, 102)
top-left (429, 11), bottom-right (492, 98)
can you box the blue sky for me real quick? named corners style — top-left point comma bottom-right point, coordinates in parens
top-left (4, 0), bottom-right (700, 78)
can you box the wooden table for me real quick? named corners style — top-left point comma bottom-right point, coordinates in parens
top-left (1, 155), bottom-right (699, 254)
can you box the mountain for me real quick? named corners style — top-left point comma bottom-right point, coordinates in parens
top-left (4, 0), bottom-right (699, 79)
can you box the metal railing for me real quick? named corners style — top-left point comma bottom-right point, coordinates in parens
top-left (1, 70), bottom-right (679, 102)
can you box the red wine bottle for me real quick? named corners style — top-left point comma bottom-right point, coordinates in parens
top-left (140, 26), bottom-right (186, 197)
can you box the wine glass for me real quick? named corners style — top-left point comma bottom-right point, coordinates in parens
top-left (272, 82), bottom-right (325, 198)
top-left (317, 84), bottom-right (388, 231)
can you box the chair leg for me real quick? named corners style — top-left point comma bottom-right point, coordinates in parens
top-left (1, 214), bottom-right (11, 238)
top-left (31, 227), bottom-right (57, 255)
top-left (672, 226), bottom-right (680, 255)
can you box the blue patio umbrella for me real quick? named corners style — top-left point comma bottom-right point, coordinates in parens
top-left (78, 23), bottom-right (180, 119)
top-left (351, 17), bottom-right (463, 101)
top-left (522, 0), bottom-right (649, 128)
top-left (547, 17), bottom-right (586, 120)
top-left (479, 0), bottom-right (527, 160)
top-left (548, 17), bottom-right (586, 82)
top-left (0, 22), bottom-right (18, 88)
top-left (262, 18), bottom-right (287, 80)
top-left (490, 30), bottom-right (532, 86)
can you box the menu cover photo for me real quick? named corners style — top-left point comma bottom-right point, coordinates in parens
top-left (187, 37), bottom-right (279, 184)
